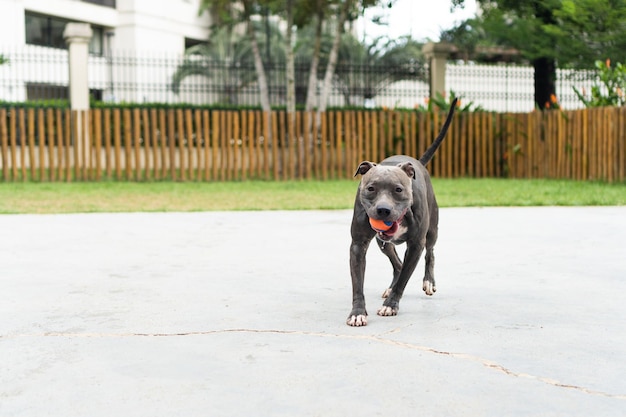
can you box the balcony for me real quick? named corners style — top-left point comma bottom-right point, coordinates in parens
top-left (82, 0), bottom-right (116, 8)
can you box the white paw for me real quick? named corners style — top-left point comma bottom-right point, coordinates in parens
top-left (347, 315), bottom-right (368, 327)
top-left (423, 280), bottom-right (437, 296)
top-left (381, 288), bottom-right (391, 298)
top-left (377, 306), bottom-right (398, 316)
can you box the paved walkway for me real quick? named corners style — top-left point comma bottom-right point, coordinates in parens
top-left (1, 207), bottom-right (625, 416)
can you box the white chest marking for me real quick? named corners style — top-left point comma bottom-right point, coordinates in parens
top-left (389, 223), bottom-right (409, 244)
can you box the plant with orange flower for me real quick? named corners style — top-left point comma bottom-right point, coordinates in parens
top-left (426, 90), bottom-right (483, 113)
top-left (573, 59), bottom-right (626, 108)
top-left (544, 93), bottom-right (561, 110)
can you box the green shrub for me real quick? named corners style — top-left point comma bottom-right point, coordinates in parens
top-left (573, 59), bottom-right (626, 108)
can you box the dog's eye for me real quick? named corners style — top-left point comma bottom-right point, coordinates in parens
top-left (395, 187), bottom-right (403, 193)
top-left (367, 186), bottom-right (375, 192)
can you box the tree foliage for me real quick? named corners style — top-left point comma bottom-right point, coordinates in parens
top-left (450, 1), bottom-right (626, 108)
top-left (546, 0), bottom-right (626, 68)
top-left (451, 0), bottom-right (626, 68)
top-left (176, 0), bottom-right (422, 111)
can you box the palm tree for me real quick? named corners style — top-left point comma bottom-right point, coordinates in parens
top-left (298, 30), bottom-right (427, 107)
top-left (176, 0), bottom-right (421, 109)
top-left (316, 0), bottom-right (352, 114)
top-left (171, 27), bottom-right (253, 105)
top-left (334, 35), bottom-right (427, 105)
top-left (191, 0), bottom-right (284, 112)
top-left (171, 22), bottom-right (285, 106)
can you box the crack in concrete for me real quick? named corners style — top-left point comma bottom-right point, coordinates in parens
top-left (3, 328), bottom-right (625, 400)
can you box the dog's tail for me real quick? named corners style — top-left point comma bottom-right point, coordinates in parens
top-left (419, 97), bottom-right (458, 166)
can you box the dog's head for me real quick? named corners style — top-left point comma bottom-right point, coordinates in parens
top-left (354, 161), bottom-right (415, 222)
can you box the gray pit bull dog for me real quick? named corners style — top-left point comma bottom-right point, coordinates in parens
top-left (347, 99), bottom-right (457, 326)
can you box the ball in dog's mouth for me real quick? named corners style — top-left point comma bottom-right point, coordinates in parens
top-left (369, 218), bottom-right (399, 238)
top-left (369, 218), bottom-right (393, 232)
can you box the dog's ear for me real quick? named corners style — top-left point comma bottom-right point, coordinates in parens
top-left (354, 161), bottom-right (376, 177)
top-left (398, 162), bottom-right (416, 179)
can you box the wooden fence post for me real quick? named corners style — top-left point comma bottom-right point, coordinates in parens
top-left (0, 109), bottom-right (7, 180)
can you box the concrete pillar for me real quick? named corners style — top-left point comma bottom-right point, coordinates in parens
top-left (64, 23), bottom-right (92, 175)
top-left (64, 23), bottom-right (93, 110)
top-left (422, 42), bottom-right (456, 101)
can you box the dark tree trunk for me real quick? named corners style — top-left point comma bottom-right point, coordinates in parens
top-left (532, 2), bottom-right (557, 110)
top-left (533, 56), bottom-right (556, 110)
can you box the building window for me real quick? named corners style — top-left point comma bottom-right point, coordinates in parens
top-left (25, 13), bottom-right (66, 49)
top-left (26, 83), bottom-right (103, 102)
top-left (185, 38), bottom-right (206, 50)
top-left (90, 27), bottom-right (104, 55)
top-left (26, 83), bottom-right (68, 101)
top-left (82, 0), bottom-right (116, 7)
top-left (25, 12), bottom-right (105, 55)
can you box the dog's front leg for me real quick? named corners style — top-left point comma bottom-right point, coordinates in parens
top-left (347, 238), bottom-right (371, 326)
top-left (377, 241), bottom-right (424, 316)
top-left (376, 238), bottom-right (402, 299)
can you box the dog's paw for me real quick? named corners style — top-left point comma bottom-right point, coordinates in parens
top-left (377, 306), bottom-right (398, 316)
top-left (347, 315), bottom-right (368, 327)
top-left (423, 280), bottom-right (437, 296)
top-left (381, 288), bottom-right (391, 298)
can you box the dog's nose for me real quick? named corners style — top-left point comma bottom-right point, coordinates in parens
top-left (376, 206), bottom-right (392, 218)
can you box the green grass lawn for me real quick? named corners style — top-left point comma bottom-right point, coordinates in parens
top-left (0, 179), bottom-right (624, 214)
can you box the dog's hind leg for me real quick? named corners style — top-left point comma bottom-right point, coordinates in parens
top-left (376, 238), bottom-right (402, 299)
top-left (423, 246), bottom-right (437, 295)
top-left (423, 228), bottom-right (438, 296)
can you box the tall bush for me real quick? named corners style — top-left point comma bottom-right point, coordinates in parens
top-left (574, 59), bottom-right (626, 108)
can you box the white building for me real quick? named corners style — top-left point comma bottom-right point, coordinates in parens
top-left (0, 0), bottom-right (212, 103)
top-left (0, 0), bottom-right (210, 54)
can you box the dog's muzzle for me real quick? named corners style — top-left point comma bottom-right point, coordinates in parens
top-left (371, 209), bottom-right (407, 241)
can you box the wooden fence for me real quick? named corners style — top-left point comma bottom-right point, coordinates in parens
top-left (1, 107), bottom-right (625, 182)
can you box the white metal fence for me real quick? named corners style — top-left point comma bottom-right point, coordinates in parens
top-left (0, 45), bottom-right (597, 111)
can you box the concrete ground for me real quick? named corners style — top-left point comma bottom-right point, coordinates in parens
top-left (1, 207), bottom-right (625, 416)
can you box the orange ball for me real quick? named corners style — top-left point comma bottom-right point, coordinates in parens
top-left (369, 218), bottom-right (393, 232)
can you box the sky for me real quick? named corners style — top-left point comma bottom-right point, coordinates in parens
top-left (356, 0), bottom-right (478, 42)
